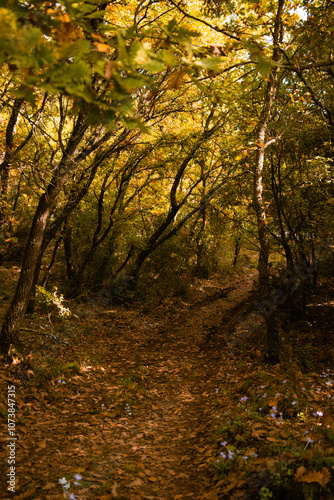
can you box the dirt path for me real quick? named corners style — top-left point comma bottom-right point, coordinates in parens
top-left (86, 273), bottom-right (256, 499)
top-left (0, 272), bottom-right (256, 500)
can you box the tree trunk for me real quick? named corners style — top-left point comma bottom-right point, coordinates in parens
top-left (233, 237), bottom-right (241, 268)
top-left (63, 224), bottom-right (77, 283)
top-left (0, 97), bottom-right (24, 224)
top-left (253, 0), bottom-right (284, 364)
top-left (0, 191), bottom-right (61, 355)
top-left (0, 115), bottom-right (87, 357)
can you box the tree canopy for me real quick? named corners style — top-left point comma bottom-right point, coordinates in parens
top-left (1, 0), bottom-right (334, 362)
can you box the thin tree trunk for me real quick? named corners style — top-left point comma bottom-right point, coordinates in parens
top-left (1, 190), bottom-right (63, 354)
top-left (0, 97), bottom-right (24, 224)
top-left (233, 237), bottom-right (241, 268)
top-left (253, 0), bottom-right (284, 363)
top-left (0, 115), bottom-right (87, 356)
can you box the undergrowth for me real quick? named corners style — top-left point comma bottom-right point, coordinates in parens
top-left (212, 354), bottom-right (334, 499)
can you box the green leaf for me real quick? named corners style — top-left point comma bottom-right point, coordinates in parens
top-left (144, 59), bottom-right (165, 73)
top-left (84, 10), bottom-right (107, 19)
top-left (194, 56), bottom-right (223, 70)
top-left (161, 49), bottom-right (176, 67)
top-left (255, 60), bottom-right (272, 77)
top-left (58, 39), bottom-right (91, 60)
top-left (167, 19), bottom-right (178, 32)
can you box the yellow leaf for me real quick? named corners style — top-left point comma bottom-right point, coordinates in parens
top-left (92, 33), bottom-right (105, 43)
top-left (95, 43), bottom-right (110, 52)
top-left (59, 13), bottom-right (71, 23)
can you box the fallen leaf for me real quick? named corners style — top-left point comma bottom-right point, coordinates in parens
top-left (266, 437), bottom-right (281, 443)
top-left (128, 478), bottom-right (144, 488)
top-left (111, 482), bottom-right (118, 498)
top-left (43, 483), bottom-right (57, 490)
top-left (295, 466), bottom-right (330, 486)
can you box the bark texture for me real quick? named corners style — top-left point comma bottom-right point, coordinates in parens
top-left (0, 114), bottom-right (87, 356)
top-left (253, 0), bottom-right (284, 363)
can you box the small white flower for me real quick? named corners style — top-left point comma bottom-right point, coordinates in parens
top-left (58, 477), bottom-right (70, 490)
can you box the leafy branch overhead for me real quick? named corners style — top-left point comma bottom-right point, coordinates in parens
top-left (0, 1), bottom-right (210, 127)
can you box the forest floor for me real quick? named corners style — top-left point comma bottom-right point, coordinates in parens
top-left (0, 266), bottom-right (334, 500)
